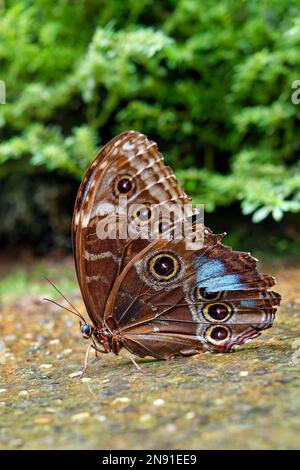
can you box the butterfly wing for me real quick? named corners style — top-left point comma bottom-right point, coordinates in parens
top-left (104, 228), bottom-right (281, 358)
top-left (72, 131), bottom-right (190, 327)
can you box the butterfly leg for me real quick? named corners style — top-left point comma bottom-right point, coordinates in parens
top-left (91, 336), bottom-right (101, 357)
top-left (129, 355), bottom-right (144, 373)
top-left (79, 340), bottom-right (110, 378)
top-left (79, 343), bottom-right (93, 379)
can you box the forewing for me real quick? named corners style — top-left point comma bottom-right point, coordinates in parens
top-left (72, 131), bottom-right (190, 327)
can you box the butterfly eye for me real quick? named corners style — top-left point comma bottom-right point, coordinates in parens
top-left (114, 174), bottom-right (135, 196)
top-left (81, 324), bottom-right (92, 339)
top-left (202, 302), bottom-right (233, 323)
top-left (149, 253), bottom-right (180, 281)
top-left (205, 325), bottom-right (231, 345)
top-left (194, 287), bottom-right (222, 301)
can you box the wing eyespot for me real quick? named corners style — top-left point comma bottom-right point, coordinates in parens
top-left (194, 287), bottom-right (222, 301)
top-left (205, 325), bottom-right (231, 345)
top-left (149, 253), bottom-right (180, 281)
top-left (114, 174), bottom-right (135, 196)
top-left (202, 302), bottom-right (233, 323)
top-left (132, 204), bottom-right (152, 225)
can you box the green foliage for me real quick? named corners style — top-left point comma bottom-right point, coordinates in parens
top-left (1, 0), bottom-right (300, 248)
top-left (0, 258), bottom-right (76, 305)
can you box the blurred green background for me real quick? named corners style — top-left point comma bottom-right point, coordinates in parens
top-left (0, 0), bottom-right (300, 256)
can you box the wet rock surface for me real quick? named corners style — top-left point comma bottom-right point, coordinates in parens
top-left (0, 258), bottom-right (299, 449)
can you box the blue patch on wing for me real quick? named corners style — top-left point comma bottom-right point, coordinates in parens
top-left (196, 255), bottom-right (245, 291)
top-left (197, 273), bottom-right (244, 291)
top-left (196, 259), bottom-right (225, 280)
top-left (240, 299), bottom-right (257, 307)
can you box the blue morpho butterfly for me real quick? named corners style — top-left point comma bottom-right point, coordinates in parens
top-left (53, 131), bottom-right (280, 374)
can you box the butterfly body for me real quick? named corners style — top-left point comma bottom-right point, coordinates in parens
top-left (92, 328), bottom-right (122, 355)
top-left (72, 131), bottom-right (281, 364)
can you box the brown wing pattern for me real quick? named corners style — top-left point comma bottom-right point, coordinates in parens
top-left (103, 227), bottom-right (280, 358)
top-left (72, 131), bottom-right (190, 328)
top-left (72, 130), bottom-right (280, 359)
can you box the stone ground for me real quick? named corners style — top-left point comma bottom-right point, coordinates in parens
top-left (0, 256), bottom-right (299, 449)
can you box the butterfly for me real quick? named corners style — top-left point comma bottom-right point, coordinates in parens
top-left (71, 130), bottom-right (281, 373)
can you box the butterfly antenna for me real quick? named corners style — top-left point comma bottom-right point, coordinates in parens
top-left (43, 298), bottom-right (85, 322)
top-left (44, 276), bottom-right (86, 323)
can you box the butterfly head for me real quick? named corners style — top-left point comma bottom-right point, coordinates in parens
top-left (80, 323), bottom-right (94, 339)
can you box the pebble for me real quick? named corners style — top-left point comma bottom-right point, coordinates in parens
top-left (18, 390), bottom-right (29, 397)
top-left (69, 371), bottom-right (82, 378)
top-left (0, 389), bottom-right (7, 394)
top-left (185, 411), bottom-right (195, 420)
top-left (45, 408), bottom-right (57, 413)
top-left (80, 377), bottom-right (92, 383)
top-left (139, 414), bottom-right (152, 423)
top-left (71, 412), bottom-right (90, 422)
top-left (240, 370), bottom-right (249, 377)
top-left (62, 349), bottom-right (72, 356)
top-left (24, 333), bottom-right (33, 340)
top-left (39, 364), bottom-right (53, 369)
top-left (10, 438), bottom-right (24, 448)
top-left (253, 368), bottom-right (268, 375)
top-left (153, 398), bottom-right (165, 407)
top-left (95, 415), bottom-right (107, 422)
top-left (49, 339), bottom-right (60, 345)
top-left (4, 335), bottom-right (16, 342)
top-left (276, 376), bottom-right (294, 383)
top-left (214, 398), bottom-right (224, 405)
top-left (112, 397), bottom-right (130, 405)
top-left (164, 423), bottom-right (177, 433)
top-left (34, 417), bottom-right (52, 425)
